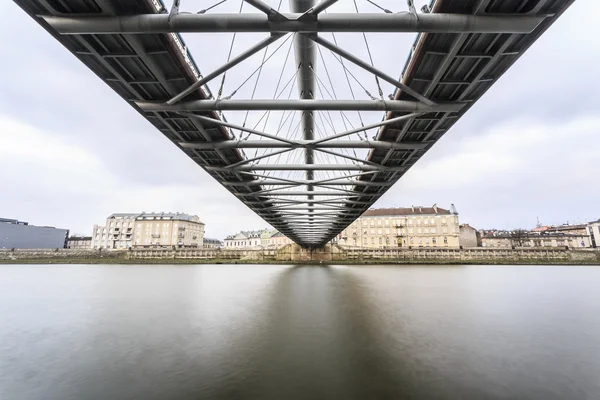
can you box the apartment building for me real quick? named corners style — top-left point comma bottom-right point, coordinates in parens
top-left (92, 212), bottom-right (204, 250)
top-left (203, 238), bottom-right (223, 248)
top-left (482, 230), bottom-right (591, 248)
top-left (66, 236), bottom-right (92, 249)
top-left (338, 204), bottom-right (460, 249)
top-left (224, 230), bottom-right (264, 248)
top-left (589, 219), bottom-right (600, 248)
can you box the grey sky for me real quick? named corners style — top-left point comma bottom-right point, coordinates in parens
top-left (0, 0), bottom-right (598, 240)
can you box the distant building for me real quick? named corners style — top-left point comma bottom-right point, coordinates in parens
top-left (92, 212), bottom-right (204, 250)
top-left (224, 230), bottom-right (265, 248)
top-left (588, 219), bottom-right (600, 248)
top-left (66, 236), bottom-right (92, 249)
top-left (269, 232), bottom-right (294, 248)
top-left (482, 226), bottom-right (591, 249)
top-left (0, 218), bottom-right (69, 249)
top-left (338, 204), bottom-right (460, 249)
top-left (459, 224), bottom-right (481, 248)
top-left (203, 238), bottom-right (222, 248)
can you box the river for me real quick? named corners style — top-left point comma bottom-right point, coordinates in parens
top-left (1, 264), bottom-right (599, 399)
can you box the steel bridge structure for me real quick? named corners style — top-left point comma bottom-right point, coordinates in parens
top-left (14, 0), bottom-right (574, 248)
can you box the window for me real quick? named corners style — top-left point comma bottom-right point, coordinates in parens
top-left (418, 239), bottom-right (422, 245)
top-left (371, 238), bottom-right (375, 245)
top-left (379, 238), bottom-right (382, 244)
top-left (386, 237), bottom-right (390, 245)
top-left (410, 238), bottom-right (414, 244)
top-left (426, 238), bottom-right (430, 244)
top-left (433, 238), bottom-right (437, 245)
top-left (418, 228), bottom-right (422, 234)
top-left (444, 237), bottom-right (448, 245)
top-left (424, 228), bottom-right (429, 234)
top-left (431, 228), bottom-right (436, 234)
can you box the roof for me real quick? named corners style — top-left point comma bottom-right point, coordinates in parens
top-left (547, 224), bottom-right (586, 231)
top-left (109, 213), bottom-right (139, 219)
top-left (590, 219), bottom-right (600, 224)
top-left (0, 218), bottom-right (28, 225)
top-left (136, 212), bottom-right (204, 224)
top-left (68, 236), bottom-right (92, 241)
top-left (225, 229), bottom-right (265, 240)
top-left (362, 207), bottom-right (451, 217)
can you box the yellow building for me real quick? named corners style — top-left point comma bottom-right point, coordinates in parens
top-left (338, 205), bottom-right (460, 249)
top-left (92, 212), bottom-right (204, 250)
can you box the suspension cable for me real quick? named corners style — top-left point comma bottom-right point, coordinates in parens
top-left (216, 0), bottom-right (243, 101)
top-left (198, 0), bottom-right (229, 14)
top-left (353, 0), bottom-right (384, 99)
top-left (365, 0), bottom-right (393, 13)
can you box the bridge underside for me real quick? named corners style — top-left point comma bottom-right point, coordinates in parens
top-left (14, 0), bottom-right (574, 248)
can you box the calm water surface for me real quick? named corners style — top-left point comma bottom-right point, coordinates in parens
top-left (1, 264), bottom-right (600, 400)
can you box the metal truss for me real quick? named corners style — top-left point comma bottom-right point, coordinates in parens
top-left (20, 0), bottom-right (574, 248)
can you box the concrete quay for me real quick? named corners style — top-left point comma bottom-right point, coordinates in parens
top-left (1, 246), bottom-right (599, 265)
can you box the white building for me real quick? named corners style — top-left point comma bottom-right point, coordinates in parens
top-left (224, 230), bottom-right (266, 248)
top-left (588, 219), bottom-right (600, 248)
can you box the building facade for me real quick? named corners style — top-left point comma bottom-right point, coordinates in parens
top-left (66, 236), bottom-right (92, 249)
top-left (224, 230), bottom-right (264, 248)
top-left (269, 232), bottom-right (294, 248)
top-left (459, 224), bottom-right (481, 248)
top-left (0, 218), bottom-right (69, 249)
top-left (203, 238), bottom-right (223, 248)
top-left (338, 205), bottom-right (460, 249)
top-left (589, 219), bottom-right (600, 248)
top-left (482, 229), bottom-right (591, 249)
top-left (92, 212), bottom-right (204, 250)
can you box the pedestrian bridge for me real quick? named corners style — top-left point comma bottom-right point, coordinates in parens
top-left (14, 0), bottom-right (574, 247)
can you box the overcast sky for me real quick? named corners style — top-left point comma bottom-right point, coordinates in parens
top-left (1, 0), bottom-right (598, 239)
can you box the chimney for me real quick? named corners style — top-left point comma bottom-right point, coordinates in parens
top-left (411, 205), bottom-right (415, 213)
top-left (433, 203), bottom-right (438, 213)
top-left (450, 204), bottom-right (458, 215)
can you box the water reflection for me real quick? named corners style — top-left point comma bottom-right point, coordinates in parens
top-left (1, 264), bottom-right (599, 400)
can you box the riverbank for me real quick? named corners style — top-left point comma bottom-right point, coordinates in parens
top-left (2, 247), bottom-right (599, 265)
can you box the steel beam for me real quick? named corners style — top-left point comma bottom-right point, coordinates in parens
top-left (308, 33), bottom-right (433, 105)
top-left (206, 164), bottom-right (404, 171)
top-left (179, 139), bottom-right (426, 150)
top-left (42, 13), bottom-right (546, 34)
top-left (291, 0), bottom-right (317, 207)
top-left (136, 99), bottom-right (463, 112)
top-left (167, 33), bottom-right (285, 104)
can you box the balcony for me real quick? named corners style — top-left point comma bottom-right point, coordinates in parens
top-left (178, 226), bottom-right (186, 231)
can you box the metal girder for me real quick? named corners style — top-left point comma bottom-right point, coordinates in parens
top-left (307, 33), bottom-right (433, 105)
top-left (291, 0), bottom-right (317, 207)
top-left (136, 99), bottom-right (464, 112)
top-left (236, 191), bottom-right (366, 196)
top-left (167, 33), bottom-right (285, 104)
top-left (179, 139), bottom-right (426, 150)
top-left (41, 13), bottom-right (546, 34)
top-left (206, 164), bottom-right (404, 171)
top-left (221, 179), bottom-right (390, 186)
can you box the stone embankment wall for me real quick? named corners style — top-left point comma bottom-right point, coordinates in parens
top-left (0, 249), bottom-right (126, 262)
top-left (1, 247), bottom-right (599, 264)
